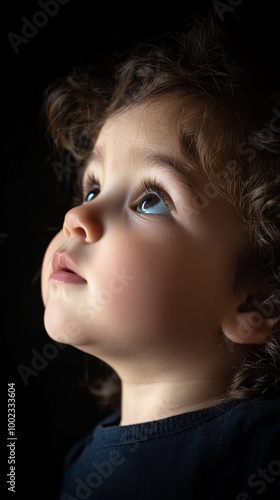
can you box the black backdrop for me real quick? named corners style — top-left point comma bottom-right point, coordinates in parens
top-left (2, 1), bottom-right (279, 498)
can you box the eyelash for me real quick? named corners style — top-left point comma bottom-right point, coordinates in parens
top-left (79, 174), bottom-right (173, 213)
top-left (137, 179), bottom-right (174, 213)
top-left (82, 173), bottom-right (99, 200)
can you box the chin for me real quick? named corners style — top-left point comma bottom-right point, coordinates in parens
top-left (43, 305), bottom-right (82, 345)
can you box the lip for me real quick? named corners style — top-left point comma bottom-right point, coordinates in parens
top-left (49, 252), bottom-right (87, 285)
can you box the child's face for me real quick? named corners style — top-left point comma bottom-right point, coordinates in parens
top-left (41, 99), bottom-right (242, 375)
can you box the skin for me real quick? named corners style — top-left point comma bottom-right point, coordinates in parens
top-left (41, 98), bottom-right (250, 425)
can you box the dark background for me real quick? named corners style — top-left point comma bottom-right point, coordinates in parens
top-left (2, 1), bottom-right (279, 498)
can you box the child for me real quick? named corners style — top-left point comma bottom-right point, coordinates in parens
top-left (40, 10), bottom-right (280, 500)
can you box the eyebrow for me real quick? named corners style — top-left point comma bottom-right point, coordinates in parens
top-left (135, 148), bottom-right (196, 191)
top-left (84, 146), bottom-right (196, 191)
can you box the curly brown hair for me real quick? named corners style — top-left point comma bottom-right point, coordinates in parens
top-left (43, 10), bottom-right (280, 409)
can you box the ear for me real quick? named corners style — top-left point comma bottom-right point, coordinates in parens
top-left (221, 294), bottom-right (279, 345)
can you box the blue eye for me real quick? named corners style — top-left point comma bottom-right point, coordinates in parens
top-left (84, 186), bottom-right (100, 203)
top-left (136, 192), bottom-right (170, 216)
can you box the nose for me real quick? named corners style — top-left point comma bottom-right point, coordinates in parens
top-left (63, 203), bottom-right (103, 243)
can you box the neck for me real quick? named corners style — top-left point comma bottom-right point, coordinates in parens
top-left (102, 334), bottom-right (246, 426)
top-left (119, 377), bottom-right (230, 426)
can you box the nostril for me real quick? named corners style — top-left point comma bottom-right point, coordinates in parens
top-left (75, 227), bottom-right (88, 238)
top-left (63, 223), bottom-right (87, 239)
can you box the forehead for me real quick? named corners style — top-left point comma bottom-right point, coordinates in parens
top-left (95, 99), bottom-right (182, 156)
top-left (84, 98), bottom-right (196, 186)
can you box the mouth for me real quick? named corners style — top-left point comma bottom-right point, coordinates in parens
top-left (49, 252), bottom-right (87, 285)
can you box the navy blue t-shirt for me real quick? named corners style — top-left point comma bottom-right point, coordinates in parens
top-left (59, 395), bottom-right (280, 499)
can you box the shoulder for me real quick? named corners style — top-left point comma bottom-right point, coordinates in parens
top-left (227, 394), bottom-right (280, 422)
top-left (214, 395), bottom-right (280, 457)
top-left (216, 395), bottom-right (280, 433)
top-left (63, 411), bottom-right (120, 470)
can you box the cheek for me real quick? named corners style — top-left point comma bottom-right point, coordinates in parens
top-left (89, 234), bottom-right (192, 343)
top-left (106, 230), bottom-right (230, 344)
